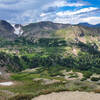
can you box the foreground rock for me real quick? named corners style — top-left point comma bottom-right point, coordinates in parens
top-left (32, 91), bottom-right (100, 100)
top-left (33, 78), bottom-right (61, 85)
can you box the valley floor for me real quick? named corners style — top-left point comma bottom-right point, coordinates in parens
top-left (0, 68), bottom-right (100, 100)
top-left (32, 91), bottom-right (100, 100)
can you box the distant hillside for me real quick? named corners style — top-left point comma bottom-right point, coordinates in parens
top-left (56, 25), bottom-right (100, 42)
top-left (22, 21), bottom-right (71, 40)
top-left (78, 23), bottom-right (100, 28)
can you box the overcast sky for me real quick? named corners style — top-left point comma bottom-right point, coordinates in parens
top-left (0, 0), bottom-right (100, 24)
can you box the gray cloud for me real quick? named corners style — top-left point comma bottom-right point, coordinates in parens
top-left (0, 0), bottom-right (99, 24)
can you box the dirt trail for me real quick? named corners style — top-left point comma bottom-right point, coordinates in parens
top-left (32, 91), bottom-right (100, 100)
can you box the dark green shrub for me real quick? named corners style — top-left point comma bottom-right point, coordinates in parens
top-left (91, 77), bottom-right (100, 81)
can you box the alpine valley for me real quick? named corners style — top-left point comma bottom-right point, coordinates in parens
top-left (0, 20), bottom-right (100, 100)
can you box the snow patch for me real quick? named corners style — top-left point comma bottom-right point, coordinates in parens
top-left (14, 26), bottom-right (23, 35)
top-left (12, 24), bottom-right (23, 36)
top-left (0, 82), bottom-right (14, 86)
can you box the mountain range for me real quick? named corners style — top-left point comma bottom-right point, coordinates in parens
top-left (78, 23), bottom-right (100, 27)
top-left (0, 20), bottom-right (100, 41)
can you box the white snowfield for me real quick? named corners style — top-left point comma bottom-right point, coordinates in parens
top-left (0, 82), bottom-right (14, 86)
top-left (12, 24), bottom-right (23, 35)
top-left (32, 91), bottom-right (100, 100)
top-left (14, 26), bottom-right (23, 35)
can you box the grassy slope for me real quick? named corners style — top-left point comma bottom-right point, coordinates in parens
top-left (0, 68), bottom-right (100, 100)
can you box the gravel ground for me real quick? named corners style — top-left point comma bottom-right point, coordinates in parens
top-left (32, 91), bottom-right (100, 100)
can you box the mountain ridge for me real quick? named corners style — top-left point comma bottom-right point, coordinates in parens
top-left (0, 20), bottom-right (100, 40)
top-left (78, 22), bottom-right (100, 27)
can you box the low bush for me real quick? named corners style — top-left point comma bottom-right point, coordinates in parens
top-left (91, 77), bottom-right (100, 81)
top-left (9, 94), bottom-right (34, 100)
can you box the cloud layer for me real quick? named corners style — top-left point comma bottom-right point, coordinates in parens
top-left (0, 0), bottom-right (100, 24)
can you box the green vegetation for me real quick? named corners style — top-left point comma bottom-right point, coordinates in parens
top-left (91, 77), bottom-right (100, 81)
top-left (1, 34), bottom-right (100, 99)
top-left (1, 21), bottom-right (100, 100)
top-left (1, 37), bottom-right (100, 74)
top-left (0, 69), bottom-right (99, 100)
